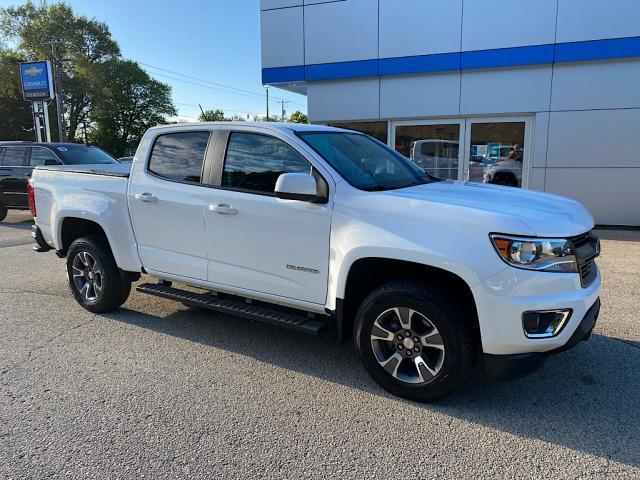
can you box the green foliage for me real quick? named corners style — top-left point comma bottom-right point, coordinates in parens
top-left (199, 109), bottom-right (226, 122)
top-left (0, 50), bottom-right (33, 140)
top-left (288, 111), bottom-right (308, 124)
top-left (198, 109), bottom-right (246, 122)
top-left (0, 1), bottom-right (176, 154)
top-left (90, 60), bottom-right (176, 157)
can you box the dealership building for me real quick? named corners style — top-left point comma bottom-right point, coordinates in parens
top-left (260, 0), bottom-right (640, 226)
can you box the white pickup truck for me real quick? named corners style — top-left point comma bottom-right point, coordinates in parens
top-left (30, 123), bottom-right (601, 402)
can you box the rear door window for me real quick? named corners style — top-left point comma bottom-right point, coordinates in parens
top-left (148, 131), bottom-right (210, 183)
top-left (1, 147), bottom-right (28, 166)
top-left (29, 147), bottom-right (60, 166)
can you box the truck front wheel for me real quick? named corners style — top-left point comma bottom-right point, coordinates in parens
top-left (0, 203), bottom-right (7, 222)
top-left (66, 235), bottom-right (131, 313)
top-left (354, 281), bottom-right (475, 402)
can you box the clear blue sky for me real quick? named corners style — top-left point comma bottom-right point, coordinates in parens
top-left (5, 0), bottom-right (307, 120)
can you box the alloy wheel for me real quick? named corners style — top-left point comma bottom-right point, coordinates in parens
top-left (370, 307), bottom-right (445, 384)
top-left (71, 251), bottom-right (103, 302)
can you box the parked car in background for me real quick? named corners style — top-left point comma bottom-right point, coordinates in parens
top-left (410, 139), bottom-right (459, 180)
top-left (0, 141), bottom-right (119, 221)
top-left (483, 145), bottom-right (524, 187)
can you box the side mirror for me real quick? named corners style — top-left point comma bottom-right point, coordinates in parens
top-left (275, 172), bottom-right (320, 202)
top-left (43, 159), bottom-right (61, 166)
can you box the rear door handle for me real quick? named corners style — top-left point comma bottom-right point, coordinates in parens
top-left (209, 203), bottom-right (237, 215)
top-left (135, 192), bottom-right (158, 203)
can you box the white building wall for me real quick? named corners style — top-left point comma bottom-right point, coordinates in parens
top-left (379, 0), bottom-right (462, 58)
top-left (556, 0), bottom-right (640, 42)
top-left (307, 79), bottom-right (380, 121)
top-left (459, 66), bottom-right (553, 115)
top-left (461, 0), bottom-right (558, 51)
top-left (260, 6), bottom-right (304, 69)
top-left (304, 0), bottom-right (378, 64)
top-left (380, 73), bottom-right (461, 119)
top-left (260, 0), bottom-right (640, 225)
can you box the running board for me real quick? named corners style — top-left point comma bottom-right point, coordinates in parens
top-left (136, 283), bottom-right (326, 335)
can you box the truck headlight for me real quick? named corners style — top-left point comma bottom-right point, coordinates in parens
top-left (490, 234), bottom-right (578, 273)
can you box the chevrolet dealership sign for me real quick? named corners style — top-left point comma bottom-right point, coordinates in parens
top-left (20, 60), bottom-right (54, 101)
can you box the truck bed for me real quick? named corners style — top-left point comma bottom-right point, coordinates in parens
top-left (35, 162), bottom-right (131, 178)
top-left (31, 161), bottom-right (141, 271)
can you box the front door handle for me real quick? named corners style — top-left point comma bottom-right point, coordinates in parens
top-left (209, 203), bottom-right (237, 215)
top-left (135, 192), bottom-right (158, 203)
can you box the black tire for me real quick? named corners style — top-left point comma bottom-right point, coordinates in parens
top-left (0, 203), bottom-right (7, 222)
top-left (490, 172), bottom-right (518, 187)
top-left (66, 234), bottom-right (131, 313)
top-left (354, 281), bottom-right (475, 402)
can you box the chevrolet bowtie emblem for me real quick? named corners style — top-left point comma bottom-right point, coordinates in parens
top-left (24, 66), bottom-right (43, 76)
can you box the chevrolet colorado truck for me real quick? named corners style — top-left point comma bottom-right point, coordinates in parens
top-left (29, 123), bottom-right (601, 402)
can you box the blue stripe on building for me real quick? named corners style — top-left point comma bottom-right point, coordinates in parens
top-left (262, 36), bottom-right (640, 84)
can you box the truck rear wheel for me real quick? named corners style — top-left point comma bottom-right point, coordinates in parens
top-left (0, 203), bottom-right (7, 222)
top-left (66, 235), bottom-right (131, 313)
top-left (354, 281), bottom-right (475, 402)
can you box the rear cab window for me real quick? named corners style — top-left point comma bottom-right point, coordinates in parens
top-left (148, 131), bottom-right (211, 183)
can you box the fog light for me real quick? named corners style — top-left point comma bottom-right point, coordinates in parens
top-left (522, 309), bottom-right (572, 338)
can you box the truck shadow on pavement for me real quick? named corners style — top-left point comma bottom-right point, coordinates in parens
top-left (105, 303), bottom-right (640, 469)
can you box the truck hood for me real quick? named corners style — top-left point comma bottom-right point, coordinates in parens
top-left (384, 180), bottom-right (594, 237)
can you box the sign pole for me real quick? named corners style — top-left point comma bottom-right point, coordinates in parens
top-left (50, 42), bottom-right (65, 142)
top-left (43, 101), bottom-right (52, 142)
top-left (33, 106), bottom-right (43, 142)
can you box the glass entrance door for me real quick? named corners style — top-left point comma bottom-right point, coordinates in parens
top-left (392, 120), bottom-right (465, 180)
top-left (463, 117), bottom-right (531, 188)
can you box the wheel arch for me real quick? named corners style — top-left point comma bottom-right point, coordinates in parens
top-left (335, 257), bottom-right (480, 345)
top-left (59, 217), bottom-right (108, 254)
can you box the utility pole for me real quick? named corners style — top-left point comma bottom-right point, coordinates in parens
top-left (265, 86), bottom-right (270, 121)
top-left (280, 99), bottom-right (289, 122)
top-left (50, 39), bottom-right (65, 142)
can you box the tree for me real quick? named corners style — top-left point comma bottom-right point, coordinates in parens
top-left (90, 60), bottom-right (176, 157)
top-left (1, 1), bottom-right (120, 141)
top-left (198, 109), bottom-right (226, 122)
top-left (0, 1), bottom-right (176, 154)
top-left (0, 49), bottom-right (34, 140)
top-left (198, 109), bottom-right (246, 122)
top-left (288, 111), bottom-right (308, 124)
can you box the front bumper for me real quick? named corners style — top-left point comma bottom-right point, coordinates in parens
top-left (484, 298), bottom-right (600, 381)
top-left (471, 263), bottom-right (601, 356)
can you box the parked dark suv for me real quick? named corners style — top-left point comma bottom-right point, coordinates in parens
top-left (0, 141), bottom-right (119, 221)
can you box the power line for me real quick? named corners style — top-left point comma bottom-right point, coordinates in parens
top-left (145, 70), bottom-right (272, 102)
top-left (136, 60), bottom-right (307, 108)
top-left (174, 102), bottom-right (266, 116)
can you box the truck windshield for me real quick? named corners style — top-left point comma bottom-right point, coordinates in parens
top-left (297, 132), bottom-right (435, 191)
top-left (54, 145), bottom-right (119, 165)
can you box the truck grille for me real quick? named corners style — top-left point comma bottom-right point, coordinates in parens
top-left (569, 232), bottom-right (600, 288)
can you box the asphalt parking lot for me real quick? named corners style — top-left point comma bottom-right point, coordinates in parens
top-left (1, 210), bottom-right (639, 479)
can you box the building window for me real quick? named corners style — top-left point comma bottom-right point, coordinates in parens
top-left (328, 121), bottom-right (388, 144)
